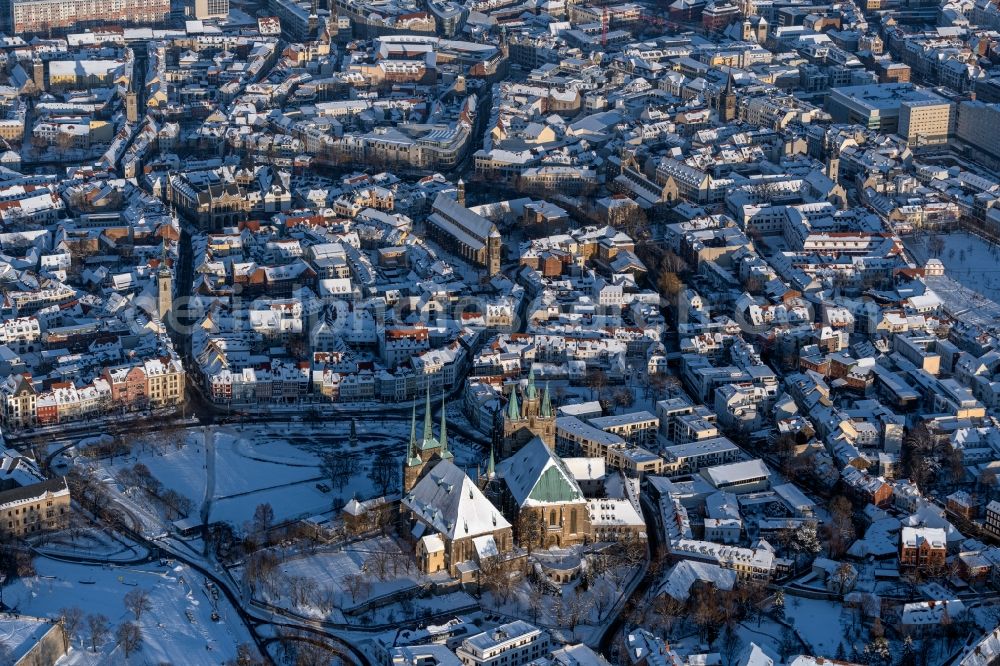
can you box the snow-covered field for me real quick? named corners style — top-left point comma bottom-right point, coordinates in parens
top-left (245, 535), bottom-right (444, 618)
top-left (279, 537), bottom-right (414, 598)
top-left (785, 596), bottom-right (849, 656)
top-left (905, 231), bottom-right (1000, 303)
top-left (5, 557), bottom-right (256, 664)
top-left (95, 417), bottom-right (471, 534)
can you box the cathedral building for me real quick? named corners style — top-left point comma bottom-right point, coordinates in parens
top-left (496, 437), bottom-right (591, 549)
top-left (399, 388), bottom-right (513, 577)
top-left (497, 371), bottom-right (556, 459)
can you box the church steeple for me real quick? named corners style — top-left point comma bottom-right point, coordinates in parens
top-left (507, 387), bottom-right (520, 420)
top-left (486, 445), bottom-right (496, 479)
top-left (407, 404), bottom-right (421, 466)
top-left (439, 393), bottom-right (452, 459)
top-left (422, 385), bottom-right (434, 447)
top-left (541, 382), bottom-right (552, 417)
top-left (526, 369), bottom-right (537, 400)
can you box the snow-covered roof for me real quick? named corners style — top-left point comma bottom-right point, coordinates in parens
top-left (657, 559), bottom-right (736, 601)
top-left (496, 437), bottom-right (585, 507)
top-left (702, 459), bottom-right (770, 489)
top-left (562, 457), bottom-right (606, 482)
top-left (420, 533), bottom-right (445, 553)
top-left (402, 459), bottom-right (510, 541)
top-left (737, 642), bottom-right (775, 666)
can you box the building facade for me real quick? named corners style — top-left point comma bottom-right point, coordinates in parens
top-left (10, 0), bottom-right (170, 33)
top-left (498, 372), bottom-right (556, 458)
top-left (426, 194), bottom-right (502, 276)
top-left (0, 477), bottom-right (70, 539)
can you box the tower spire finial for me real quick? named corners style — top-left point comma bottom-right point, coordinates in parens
top-left (423, 384), bottom-right (433, 443)
top-left (507, 386), bottom-right (520, 421)
top-left (440, 392), bottom-right (452, 459)
top-left (407, 404), bottom-right (420, 466)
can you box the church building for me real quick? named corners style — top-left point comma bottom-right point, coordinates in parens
top-left (497, 371), bottom-right (556, 458)
top-left (400, 389), bottom-right (514, 577)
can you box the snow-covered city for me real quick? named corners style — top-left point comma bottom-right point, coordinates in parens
top-left (3, 0), bottom-right (1000, 664)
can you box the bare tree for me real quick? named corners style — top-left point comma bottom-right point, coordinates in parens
top-left (161, 489), bottom-right (193, 520)
top-left (479, 556), bottom-right (522, 605)
top-left (720, 625), bottom-right (743, 666)
top-left (560, 593), bottom-right (587, 634)
top-left (826, 495), bottom-right (856, 557)
top-left (116, 621), bottom-right (142, 658)
top-left (526, 585), bottom-right (544, 623)
top-left (585, 369), bottom-right (608, 400)
top-left (123, 588), bottom-right (152, 622)
top-left (244, 550), bottom-right (280, 598)
top-left (252, 503), bottom-right (275, 538)
top-left (592, 583), bottom-right (613, 621)
top-left (662, 250), bottom-right (688, 274)
top-left (652, 593), bottom-right (686, 635)
top-left (225, 643), bottom-right (263, 666)
top-left (343, 573), bottom-right (371, 604)
top-left (778, 626), bottom-right (799, 661)
top-left (833, 562), bottom-right (854, 594)
top-left (368, 452), bottom-right (397, 496)
top-left (324, 455), bottom-right (353, 492)
top-left (59, 607), bottom-right (84, 645)
top-left (294, 640), bottom-right (337, 666)
top-left (364, 549), bottom-right (392, 581)
top-left (287, 575), bottom-right (313, 608)
top-left (658, 271), bottom-right (684, 297)
top-left (516, 510), bottom-right (545, 554)
top-left (87, 614), bottom-right (110, 652)
top-left (691, 586), bottom-right (725, 643)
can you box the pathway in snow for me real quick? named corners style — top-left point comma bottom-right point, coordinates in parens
top-left (201, 426), bottom-right (216, 555)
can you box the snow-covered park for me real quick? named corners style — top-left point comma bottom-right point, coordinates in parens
top-left (77, 413), bottom-right (484, 538)
top-left (905, 230), bottom-right (1000, 303)
top-left (4, 557), bottom-right (255, 664)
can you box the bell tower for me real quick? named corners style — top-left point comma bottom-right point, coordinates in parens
top-left (498, 371), bottom-right (556, 458)
top-left (157, 240), bottom-right (173, 328)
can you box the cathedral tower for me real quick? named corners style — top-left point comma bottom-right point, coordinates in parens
top-left (402, 388), bottom-right (452, 493)
top-left (498, 371), bottom-right (555, 458)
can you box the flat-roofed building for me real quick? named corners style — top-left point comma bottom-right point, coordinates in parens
top-left (700, 459), bottom-right (771, 494)
top-left (589, 411), bottom-right (659, 447)
top-left (663, 437), bottom-right (741, 475)
top-left (10, 0), bottom-right (170, 33)
top-left (826, 83), bottom-right (953, 146)
top-left (456, 621), bottom-right (550, 666)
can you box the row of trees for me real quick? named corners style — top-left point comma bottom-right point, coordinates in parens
top-left (243, 538), bottom-right (413, 610)
top-left (118, 462), bottom-right (194, 520)
top-left (59, 605), bottom-right (142, 658)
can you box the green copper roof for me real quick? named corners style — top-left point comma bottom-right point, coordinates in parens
top-left (541, 382), bottom-right (552, 417)
top-left (507, 387), bottom-right (520, 420)
top-left (528, 465), bottom-right (583, 503)
top-left (407, 405), bottom-right (422, 466)
top-left (420, 386), bottom-right (439, 450)
top-left (525, 369), bottom-right (537, 400)
top-left (439, 393), bottom-right (453, 460)
top-left (486, 446), bottom-right (496, 478)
